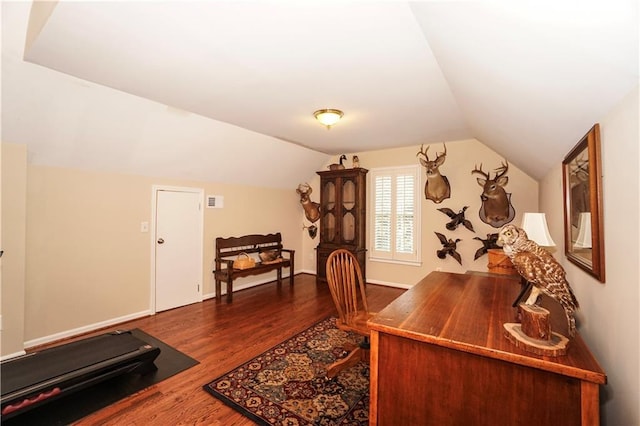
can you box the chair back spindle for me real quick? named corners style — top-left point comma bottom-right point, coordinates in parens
top-left (326, 249), bottom-right (369, 327)
top-left (324, 249), bottom-right (373, 378)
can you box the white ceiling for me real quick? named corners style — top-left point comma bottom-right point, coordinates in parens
top-left (2, 1), bottom-right (638, 187)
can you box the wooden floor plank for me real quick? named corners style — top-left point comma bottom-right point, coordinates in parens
top-left (40, 274), bottom-right (404, 425)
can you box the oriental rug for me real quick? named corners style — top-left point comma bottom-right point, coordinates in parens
top-left (203, 317), bottom-right (369, 425)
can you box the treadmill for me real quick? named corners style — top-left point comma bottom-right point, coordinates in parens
top-left (1, 329), bottom-right (161, 420)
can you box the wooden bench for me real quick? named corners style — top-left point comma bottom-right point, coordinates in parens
top-left (214, 233), bottom-right (295, 303)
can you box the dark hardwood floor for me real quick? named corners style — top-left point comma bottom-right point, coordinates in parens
top-left (61, 273), bottom-right (404, 425)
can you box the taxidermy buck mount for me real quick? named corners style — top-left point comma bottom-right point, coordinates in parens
top-left (296, 183), bottom-right (320, 223)
top-left (328, 154), bottom-right (347, 170)
top-left (416, 143), bottom-right (450, 204)
top-left (471, 161), bottom-right (515, 228)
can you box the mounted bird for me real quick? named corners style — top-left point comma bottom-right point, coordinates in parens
top-left (472, 233), bottom-right (500, 260)
top-left (434, 232), bottom-right (462, 265)
top-left (328, 154), bottom-right (347, 170)
top-left (497, 224), bottom-right (580, 337)
top-left (437, 206), bottom-right (474, 232)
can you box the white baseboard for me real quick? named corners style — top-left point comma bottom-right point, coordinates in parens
top-left (24, 273), bottom-right (302, 348)
top-left (296, 268), bottom-right (412, 290)
top-left (23, 309), bottom-right (152, 349)
top-left (21, 271), bottom-right (405, 350)
top-left (364, 278), bottom-right (412, 289)
top-left (1, 349), bottom-right (27, 361)
top-left (205, 272), bottom-right (298, 300)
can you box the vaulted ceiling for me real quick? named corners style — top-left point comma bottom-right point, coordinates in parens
top-left (2, 1), bottom-right (638, 188)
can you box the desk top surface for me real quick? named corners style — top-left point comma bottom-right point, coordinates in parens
top-left (368, 271), bottom-right (606, 384)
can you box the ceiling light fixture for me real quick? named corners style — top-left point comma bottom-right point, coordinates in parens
top-left (313, 109), bottom-right (343, 129)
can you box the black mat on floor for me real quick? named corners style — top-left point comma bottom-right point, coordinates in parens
top-left (2, 329), bottom-right (199, 426)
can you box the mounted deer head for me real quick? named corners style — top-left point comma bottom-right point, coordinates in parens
top-left (416, 143), bottom-right (451, 204)
top-left (471, 161), bottom-right (515, 228)
top-left (296, 183), bottom-right (320, 223)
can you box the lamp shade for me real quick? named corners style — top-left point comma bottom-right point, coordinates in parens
top-left (574, 212), bottom-right (592, 249)
top-left (521, 213), bottom-right (555, 247)
top-left (313, 109), bottom-right (343, 128)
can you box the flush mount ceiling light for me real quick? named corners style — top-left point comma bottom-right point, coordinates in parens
top-left (313, 109), bottom-right (343, 129)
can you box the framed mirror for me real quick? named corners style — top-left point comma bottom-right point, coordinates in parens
top-left (562, 123), bottom-right (605, 282)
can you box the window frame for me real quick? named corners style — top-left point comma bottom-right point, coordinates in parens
top-left (368, 165), bottom-right (421, 265)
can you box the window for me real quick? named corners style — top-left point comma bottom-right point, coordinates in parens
top-left (369, 165), bottom-right (421, 264)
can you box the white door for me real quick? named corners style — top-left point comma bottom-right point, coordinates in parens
top-left (154, 188), bottom-right (203, 312)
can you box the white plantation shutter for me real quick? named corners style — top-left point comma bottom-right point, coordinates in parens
top-left (370, 166), bottom-right (421, 264)
top-left (396, 174), bottom-right (415, 254)
top-left (374, 175), bottom-right (392, 252)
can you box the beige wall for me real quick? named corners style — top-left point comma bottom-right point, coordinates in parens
top-left (8, 101), bottom-right (637, 426)
top-left (7, 136), bottom-right (537, 349)
top-left (1, 156), bottom-right (304, 351)
top-left (302, 139), bottom-right (539, 287)
top-left (1, 143), bottom-right (28, 356)
top-left (540, 86), bottom-right (639, 426)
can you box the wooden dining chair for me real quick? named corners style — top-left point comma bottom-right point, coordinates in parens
top-left (325, 249), bottom-right (374, 378)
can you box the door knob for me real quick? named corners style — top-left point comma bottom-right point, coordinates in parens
top-left (157, 238), bottom-right (165, 244)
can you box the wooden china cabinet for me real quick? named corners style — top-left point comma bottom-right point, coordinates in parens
top-left (316, 168), bottom-right (368, 282)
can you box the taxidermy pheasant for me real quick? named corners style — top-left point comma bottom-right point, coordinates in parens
top-left (437, 206), bottom-right (474, 232)
top-left (472, 233), bottom-right (500, 260)
top-left (435, 232), bottom-right (462, 265)
top-left (498, 224), bottom-right (580, 337)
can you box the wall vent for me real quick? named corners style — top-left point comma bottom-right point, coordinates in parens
top-left (206, 195), bottom-right (224, 209)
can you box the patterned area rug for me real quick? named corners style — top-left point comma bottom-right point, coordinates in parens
top-left (203, 317), bottom-right (369, 425)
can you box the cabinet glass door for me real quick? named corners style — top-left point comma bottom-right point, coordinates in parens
top-left (322, 181), bottom-right (336, 242)
top-left (342, 179), bottom-right (356, 242)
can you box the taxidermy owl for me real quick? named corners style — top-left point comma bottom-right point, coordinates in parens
top-left (497, 224), bottom-right (579, 337)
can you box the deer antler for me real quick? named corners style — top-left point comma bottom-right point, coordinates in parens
top-left (493, 161), bottom-right (509, 180)
top-left (471, 164), bottom-right (490, 179)
top-left (296, 183), bottom-right (312, 196)
top-left (574, 155), bottom-right (589, 173)
top-left (417, 143), bottom-right (447, 161)
top-left (416, 144), bottom-right (430, 160)
top-left (572, 155), bottom-right (589, 182)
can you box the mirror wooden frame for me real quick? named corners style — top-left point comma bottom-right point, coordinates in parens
top-left (562, 123), bottom-right (605, 282)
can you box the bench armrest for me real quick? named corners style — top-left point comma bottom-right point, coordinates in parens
top-left (280, 248), bottom-right (295, 258)
top-left (214, 258), bottom-right (235, 271)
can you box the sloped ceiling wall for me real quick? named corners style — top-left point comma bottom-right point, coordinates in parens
top-left (1, 1), bottom-right (638, 188)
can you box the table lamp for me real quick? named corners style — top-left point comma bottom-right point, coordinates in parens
top-left (574, 212), bottom-right (592, 249)
top-left (521, 212), bottom-right (555, 247)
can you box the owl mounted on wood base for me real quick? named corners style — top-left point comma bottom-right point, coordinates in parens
top-left (497, 224), bottom-right (579, 337)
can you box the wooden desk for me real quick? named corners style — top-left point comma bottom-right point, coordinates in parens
top-left (368, 271), bottom-right (606, 426)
